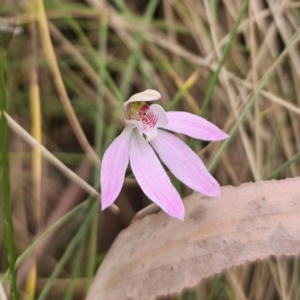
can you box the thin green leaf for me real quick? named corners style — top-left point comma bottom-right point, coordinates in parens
top-left (0, 51), bottom-right (19, 300)
top-left (201, 0), bottom-right (249, 116)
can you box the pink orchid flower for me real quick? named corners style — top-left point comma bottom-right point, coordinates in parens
top-left (100, 89), bottom-right (228, 220)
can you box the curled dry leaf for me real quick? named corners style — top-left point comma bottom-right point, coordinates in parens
top-left (87, 177), bottom-right (300, 300)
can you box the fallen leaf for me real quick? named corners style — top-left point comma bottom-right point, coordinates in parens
top-left (87, 177), bottom-right (300, 300)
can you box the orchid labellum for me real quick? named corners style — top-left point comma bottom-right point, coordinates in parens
top-left (100, 89), bottom-right (228, 220)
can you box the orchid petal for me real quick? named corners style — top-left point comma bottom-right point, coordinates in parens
top-left (150, 130), bottom-right (221, 197)
top-left (123, 89), bottom-right (161, 116)
top-left (100, 127), bottom-right (132, 210)
top-left (165, 111), bottom-right (228, 141)
top-left (130, 130), bottom-right (185, 220)
top-left (149, 104), bottom-right (168, 128)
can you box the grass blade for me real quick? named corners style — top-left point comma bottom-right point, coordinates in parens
top-left (201, 0), bottom-right (249, 116)
top-left (0, 51), bottom-right (19, 299)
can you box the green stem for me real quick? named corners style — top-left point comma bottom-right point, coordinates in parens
top-left (264, 151), bottom-right (300, 180)
top-left (37, 201), bottom-right (97, 300)
top-left (2, 199), bottom-right (91, 283)
top-left (208, 75), bottom-right (269, 172)
top-left (201, 0), bottom-right (249, 116)
top-left (119, 0), bottom-right (159, 97)
top-left (209, 20), bottom-right (300, 173)
top-left (0, 52), bottom-right (19, 299)
top-left (64, 237), bottom-right (85, 300)
top-left (52, 0), bottom-right (123, 103)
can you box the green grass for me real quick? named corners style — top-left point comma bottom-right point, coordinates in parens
top-left (0, 50), bottom-right (18, 299)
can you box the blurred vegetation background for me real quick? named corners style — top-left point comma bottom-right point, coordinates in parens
top-left (0, 0), bottom-right (300, 299)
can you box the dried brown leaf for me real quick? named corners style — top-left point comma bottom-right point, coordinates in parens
top-left (87, 177), bottom-right (300, 300)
